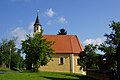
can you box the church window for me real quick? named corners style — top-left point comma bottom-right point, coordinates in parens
top-left (77, 58), bottom-right (80, 65)
top-left (37, 27), bottom-right (38, 30)
top-left (59, 56), bottom-right (64, 64)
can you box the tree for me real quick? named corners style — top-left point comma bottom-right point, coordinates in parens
top-left (57, 28), bottom-right (67, 35)
top-left (79, 44), bottom-right (101, 70)
top-left (21, 30), bottom-right (54, 71)
top-left (0, 38), bottom-right (24, 70)
top-left (117, 41), bottom-right (120, 80)
top-left (10, 51), bottom-right (24, 70)
top-left (99, 21), bottom-right (120, 79)
top-left (98, 44), bottom-right (116, 70)
top-left (0, 39), bottom-right (15, 69)
top-left (0, 51), bottom-right (2, 65)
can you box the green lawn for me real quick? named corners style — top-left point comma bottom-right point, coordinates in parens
top-left (0, 71), bottom-right (94, 80)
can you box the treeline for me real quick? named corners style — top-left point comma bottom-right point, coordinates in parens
top-left (0, 30), bottom-right (54, 72)
top-left (79, 21), bottom-right (120, 79)
top-left (0, 38), bottom-right (24, 70)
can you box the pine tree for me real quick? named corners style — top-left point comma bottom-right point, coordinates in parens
top-left (57, 28), bottom-right (67, 35)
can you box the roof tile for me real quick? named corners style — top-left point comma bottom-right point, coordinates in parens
top-left (43, 35), bottom-right (83, 54)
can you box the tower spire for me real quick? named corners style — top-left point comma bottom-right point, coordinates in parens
top-left (34, 10), bottom-right (41, 26)
top-left (33, 10), bottom-right (42, 36)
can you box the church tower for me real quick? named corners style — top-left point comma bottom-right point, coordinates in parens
top-left (33, 12), bottom-right (42, 36)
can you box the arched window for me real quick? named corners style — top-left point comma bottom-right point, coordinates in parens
top-left (37, 27), bottom-right (38, 30)
top-left (59, 56), bottom-right (64, 64)
top-left (77, 58), bottom-right (80, 65)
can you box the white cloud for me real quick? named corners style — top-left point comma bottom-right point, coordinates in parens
top-left (45, 8), bottom-right (55, 17)
top-left (11, 27), bottom-right (27, 41)
top-left (57, 17), bottom-right (68, 24)
top-left (46, 17), bottom-right (68, 25)
top-left (46, 20), bottom-right (52, 25)
top-left (28, 22), bottom-right (34, 37)
top-left (83, 38), bottom-right (105, 46)
top-left (11, 27), bottom-right (27, 48)
top-left (10, 22), bottom-right (35, 48)
top-left (28, 22), bottom-right (34, 30)
top-left (11, 21), bottom-right (34, 42)
top-left (44, 8), bottom-right (68, 25)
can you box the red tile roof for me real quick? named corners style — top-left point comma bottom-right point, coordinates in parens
top-left (43, 35), bottom-right (83, 54)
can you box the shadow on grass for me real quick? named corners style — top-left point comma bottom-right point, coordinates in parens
top-left (41, 72), bottom-right (97, 80)
top-left (41, 76), bottom-right (80, 80)
top-left (54, 72), bottom-right (97, 80)
top-left (0, 70), bottom-right (19, 74)
top-left (41, 76), bottom-right (97, 80)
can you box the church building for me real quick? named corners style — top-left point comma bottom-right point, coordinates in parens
top-left (33, 14), bottom-right (84, 73)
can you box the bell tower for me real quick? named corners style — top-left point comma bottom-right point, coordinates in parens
top-left (33, 12), bottom-right (42, 36)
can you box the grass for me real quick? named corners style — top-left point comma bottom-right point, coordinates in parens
top-left (0, 70), bottom-right (95, 80)
top-left (0, 68), bottom-right (9, 71)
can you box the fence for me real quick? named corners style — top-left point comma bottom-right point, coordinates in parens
top-left (86, 69), bottom-right (116, 80)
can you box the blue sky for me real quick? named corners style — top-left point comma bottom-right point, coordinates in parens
top-left (0, 0), bottom-right (120, 47)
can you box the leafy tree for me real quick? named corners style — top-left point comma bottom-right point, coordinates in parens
top-left (79, 44), bottom-right (101, 70)
top-left (0, 39), bottom-right (15, 69)
top-left (117, 41), bottom-right (120, 80)
top-left (0, 38), bottom-right (24, 70)
top-left (21, 30), bottom-right (54, 71)
top-left (57, 28), bottom-right (67, 35)
top-left (0, 51), bottom-right (2, 65)
top-left (10, 51), bottom-right (24, 70)
top-left (98, 44), bottom-right (116, 70)
top-left (99, 21), bottom-right (120, 79)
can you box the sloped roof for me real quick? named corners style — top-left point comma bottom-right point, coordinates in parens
top-left (34, 15), bottom-right (41, 26)
top-left (43, 35), bottom-right (83, 54)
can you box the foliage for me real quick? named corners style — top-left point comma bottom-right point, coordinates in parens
top-left (10, 52), bottom-right (24, 70)
top-left (104, 21), bottom-right (120, 46)
top-left (0, 67), bottom-right (9, 71)
top-left (79, 21), bottom-right (119, 71)
top-left (21, 30), bottom-right (54, 71)
top-left (0, 51), bottom-right (2, 65)
top-left (79, 44), bottom-right (102, 69)
top-left (98, 21), bottom-right (120, 80)
top-left (98, 21), bottom-right (120, 70)
top-left (0, 39), bottom-right (16, 68)
top-left (0, 38), bottom-right (24, 70)
top-left (98, 44), bottom-right (116, 70)
top-left (57, 28), bottom-right (67, 35)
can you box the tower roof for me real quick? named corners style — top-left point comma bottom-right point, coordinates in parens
top-left (34, 13), bottom-right (41, 26)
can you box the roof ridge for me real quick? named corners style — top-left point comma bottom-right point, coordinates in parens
top-left (43, 35), bottom-right (76, 36)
